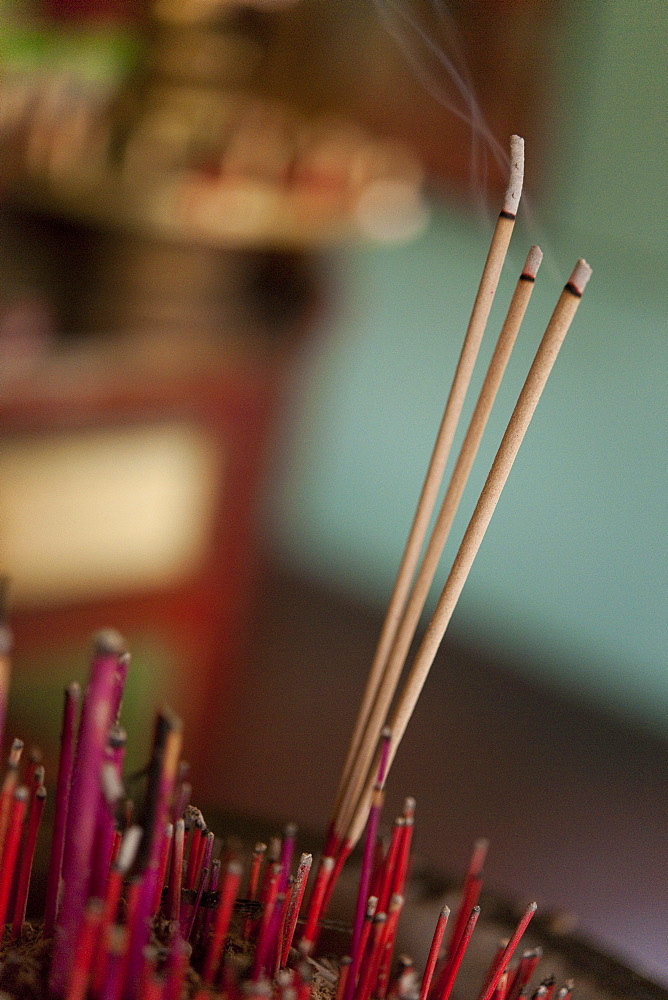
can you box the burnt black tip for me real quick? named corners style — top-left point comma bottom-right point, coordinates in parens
top-left (564, 282), bottom-right (583, 298)
top-left (499, 209), bottom-right (516, 221)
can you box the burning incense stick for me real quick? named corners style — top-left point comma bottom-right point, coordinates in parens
top-left (330, 136), bottom-right (525, 848)
top-left (345, 259), bottom-right (592, 850)
top-left (340, 247), bottom-right (542, 844)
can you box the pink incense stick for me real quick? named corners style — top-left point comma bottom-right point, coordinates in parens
top-left (162, 935), bottom-right (190, 1000)
top-left (90, 728), bottom-right (127, 900)
top-left (50, 630), bottom-right (126, 997)
top-left (252, 861), bottom-right (282, 979)
top-left (122, 708), bottom-right (183, 999)
top-left (279, 822), bottom-right (298, 893)
top-left (44, 682), bottom-right (81, 937)
top-left (343, 729), bottom-right (392, 1000)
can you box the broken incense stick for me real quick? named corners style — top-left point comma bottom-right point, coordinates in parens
top-left (346, 259), bottom-right (592, 850)
top-left (330, 136), bottom-right (525, 846)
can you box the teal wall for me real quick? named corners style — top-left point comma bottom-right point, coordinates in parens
top-left (268, 0), bottom-right (667, 735)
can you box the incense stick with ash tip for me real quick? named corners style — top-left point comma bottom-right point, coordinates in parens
top-left (344, 259), bottom-right (592, 851)
top-left (339, 246), bottom-right (542, 847)
top-left (329, 135), bottom-right (525, 850)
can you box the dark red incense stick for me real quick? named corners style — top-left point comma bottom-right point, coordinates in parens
top-left (11, 776), bottom-right (46, 939)
top-left (0, 785), bottom-right (28, 927)
top-left (44, 683), bottom-right (80, 937)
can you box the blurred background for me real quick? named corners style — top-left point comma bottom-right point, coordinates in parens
top-left (0, 0), bottom-right (666, 988)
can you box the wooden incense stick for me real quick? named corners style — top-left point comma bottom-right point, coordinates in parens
top-left (345, 259), bottom-right (591, 848)
top-left (330, 135), bottom-right (525, 847)
top-left (335, 243), bottom-right (542, 845)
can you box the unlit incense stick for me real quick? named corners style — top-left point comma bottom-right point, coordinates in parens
top-left (331, 136), bottom-right (525, 846)
top-left (346, 259), bottom-right (591, 848)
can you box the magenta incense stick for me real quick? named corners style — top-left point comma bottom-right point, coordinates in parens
top-left (50, 630), bottom-right (126, 997)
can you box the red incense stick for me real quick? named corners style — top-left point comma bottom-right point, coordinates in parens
top-left (478, 903), bottom-right (538, 1000)
top-left (243, 841), bottom-right (268, 939)
top-left (11, 778), bottom-right (46, 938)
top-left (201, 858), bottom-right (242, 986)
top-left (0, 591), bottom-right (11, 763)
top-left (374, 817), bottom-right (404, 914)
top-left (506, 948), bottom-right (543, 1000)
top-left (419, 906), bottom-right (450, 1000)
top-left (0, 785), bottom-right (29, 927)
top-left (64, 899), bottom-right (104, 1000)
top-left (299, 855), bottom-right (335, 956)
top-left (167, 817), bottom-right (185, 923)
top-left (0, 738), bottom-right (24, 865)
top-left (432, 905), bottom-right (480, 1000)
top-left (280, 851), bottom-right (313, 967)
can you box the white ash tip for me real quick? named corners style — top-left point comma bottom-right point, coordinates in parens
top-left (321, 856), bottom-right (335, 871)
top-left (568, 258), bottom-right (592, 294)
top-left (117, 825), bottom-right (143, 873)
top-left (94, 629), bottom-right (126, 656)
top-left (227, 859), bottom-right (243, 875)
top-left (524, 245), bottom-right (543, 278)
top-left (503, 135), bottom-right (525, 215)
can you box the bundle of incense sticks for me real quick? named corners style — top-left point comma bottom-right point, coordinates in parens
top-left (0, 136), bottom-right (594, 1000)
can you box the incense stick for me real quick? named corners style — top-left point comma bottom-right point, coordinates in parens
top-left (330, 136), bottom-right (525, 847)
top-left (345, 259), bottom-right (591, 848)
top-left (340, 247), bottom-right (542, 846)
top-left (50, 630), bottom-right (126, 997)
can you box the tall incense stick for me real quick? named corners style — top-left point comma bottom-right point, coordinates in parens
top-left (336, 242), bottom-right (541, 843)
top-left (346, 259), bottom-right (591, 848)
top-left (329, 135), bottom-right (525, 847)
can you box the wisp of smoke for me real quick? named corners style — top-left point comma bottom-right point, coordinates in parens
top-left (372, 0), bottom-right (512, 216)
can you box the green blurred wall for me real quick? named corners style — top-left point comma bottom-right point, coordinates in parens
top-left (269, 0), bottom-right (667, 735)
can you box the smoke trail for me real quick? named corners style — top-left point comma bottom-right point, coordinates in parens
top-left (372, 0), bottom-right (512, 213)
